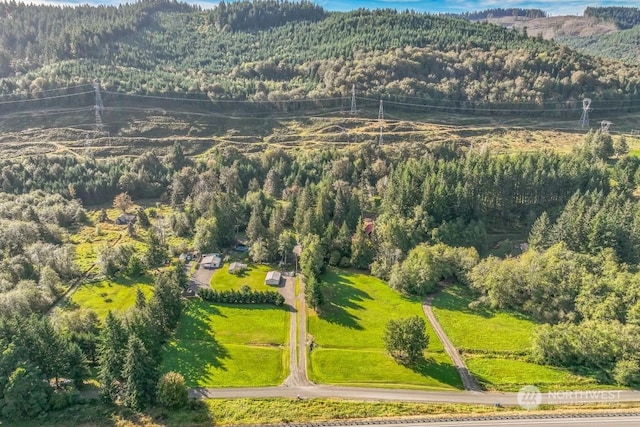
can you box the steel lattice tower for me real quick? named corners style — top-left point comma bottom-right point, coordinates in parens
top-left (378, 99), bottom-right (384, 146)
top-left (580, 98), bottom-right (591, 128)
top-left (600, 120), bottom-right (613, 133)
top-left (93, 79), bottom-right (104, 131)
top-left (350, 85), bottom-right (357, 115)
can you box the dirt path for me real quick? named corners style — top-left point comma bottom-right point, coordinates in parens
top-left (280, 276), bottom-right (312, 387)
top-left (422, 296), bottom-right (481, 392)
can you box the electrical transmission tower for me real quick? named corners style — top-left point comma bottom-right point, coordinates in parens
top-left (350, 85), bottom-right (357, 115)
top-left (378, 99), bottom-right (384, 146)
top-left (580, 98), bottom-right (591, 128)
top-left (600, 120), bottom-right (613, 133)
top-left (93, 79), bottom-right (104, 131)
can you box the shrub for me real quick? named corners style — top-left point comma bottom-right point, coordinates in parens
top-left (157, 372), bottom-right (188, 409)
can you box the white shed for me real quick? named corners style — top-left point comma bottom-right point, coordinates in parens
top-left (265, 271), bottom-right (282, 286)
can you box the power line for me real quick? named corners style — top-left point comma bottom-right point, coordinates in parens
top-left (0, 91), bottom-right (93, 105)
top-left (0, 84), bottom-right (91, 99)
top-left (104, 90), bottom-right (346, 104)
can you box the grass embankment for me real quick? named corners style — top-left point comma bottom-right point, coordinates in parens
top-left (162, 300), bottom-right (288, 387)
top-left (12, 398), bottom-right (640, 426)
top-left (210, 263), bottom-right (276, 292)
top-left (308, 269), bottom-right (462, 390)
top-left (432, 285), bottom-right (603, 391)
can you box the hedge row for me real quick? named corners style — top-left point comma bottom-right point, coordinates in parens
top-left (198, 288), bottom-right (285, 306)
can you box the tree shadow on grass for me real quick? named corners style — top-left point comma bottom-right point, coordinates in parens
top-left (167, 302), bottom-right (231, 386)
top-left (407, 356), bottom-right (466, 390)
top-left (432, 286), bottom-right (536, 323)
top-left (318, 270), bottom-right (373, 330)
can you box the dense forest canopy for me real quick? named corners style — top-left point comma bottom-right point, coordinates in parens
top-left (461, 8), bottom-right (547, 20)
top-left (1, 0), bottom-right (640, 117)
top-left (584, 6), bottom-right (640, 30)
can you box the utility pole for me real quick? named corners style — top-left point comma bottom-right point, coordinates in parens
top-left (350, 85), bottom-right (357, 115)
top-left (580, 98), bottom-right (591, 129)
top-left (378, 99), bottom-right (384, 146)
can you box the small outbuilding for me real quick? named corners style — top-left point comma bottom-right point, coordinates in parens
top-left (201, 254), bottom-right (222, 269)
top-left (114, 213), bottom-right (137, 225)
top-left (229, 262), bottom-right (247, 274)
top-left (265, 271), bottom-right (282, 286)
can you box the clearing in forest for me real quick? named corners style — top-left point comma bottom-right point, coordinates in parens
top-left (432, 285), bottom-right (606, 391)
top-left (308, 269), bottom-right (462, 390)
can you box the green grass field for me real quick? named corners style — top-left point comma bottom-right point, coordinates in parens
top-left (431, 285), bottom-right (536, 353)
top-left (308, 269), bottom-right (461, 390)
top-left (210, 263), bottom-right (277, 292)
top-left (67, 276), bottom-right (154, 319)
top-left (465, 357), bottom-right (602, 392)
top-left (432, 285), bottom-right (605, 391)
top-left (162, 300), bottom-right (288, 387)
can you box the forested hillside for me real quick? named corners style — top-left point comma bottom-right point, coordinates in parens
top-left (558, 26), bottom-right (640, 66)
top-left (461, 8), bottom-right (547, 20)
top-left (1, 0), bottom-right (640, 118)
top-left (584, 6), bottom-right (640, 30)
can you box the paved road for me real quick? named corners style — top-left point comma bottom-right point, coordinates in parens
top-left (422, 295), bottom-right (481, 392)
top-left (324, 415), bottom-right (640, 427)
top-left (190, 385), bottom-right (640, 406)
top-left (280, 275), bottom-right (311, 387)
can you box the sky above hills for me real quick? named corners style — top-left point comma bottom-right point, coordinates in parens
top-left (17, 0), bottom-right (640, 16)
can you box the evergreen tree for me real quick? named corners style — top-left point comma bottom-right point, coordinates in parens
top-left (350, 218), bottom-right (374, 270)
top-left (277, 230), bottom-right (297, 264)
top-left (122, 334), bottom-right (156, 410)
top-left (98, 311), bottom-right (129, 402)
top-left (304, 275), bottom-right (324, 310)
top-left (1, 363), bottom-right (50, 420)
top-left (145, 229), bottom-right (167, 268)
top-left (137, 207), bottom-right (151, 228)
top-left (529, 211), bottom-right (551, 250)
top-left (135, 288), bottom-right (147, 309)
top-left (65, 342), bottom-right (90, 388)
top-left (249, 237), bottom-right (270, 263)
top-left (247, 205), bottom-right (267, 243)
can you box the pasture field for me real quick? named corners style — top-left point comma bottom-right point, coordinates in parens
top-left (162, 300), bottom-right (289, 387)
top-left (432, 285), bottom-right (603, 391)
top-left (431, 285), bottom-right (536, 353)
top-left (67, 276), bottom-right (154, 319)
top-left (308, 269), bottom-right (461, 390)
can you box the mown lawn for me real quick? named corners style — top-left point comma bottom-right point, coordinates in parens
top-left (162, 300), bottom-right (289, 387)
top-left (308, 269), bottom-right (461, 390)
top-left (211, 263), bottom-right (278, 292)
top-left (432, 285), bottom-right (605, 391)
top-left (68, 276), bottom-right (154, 319)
